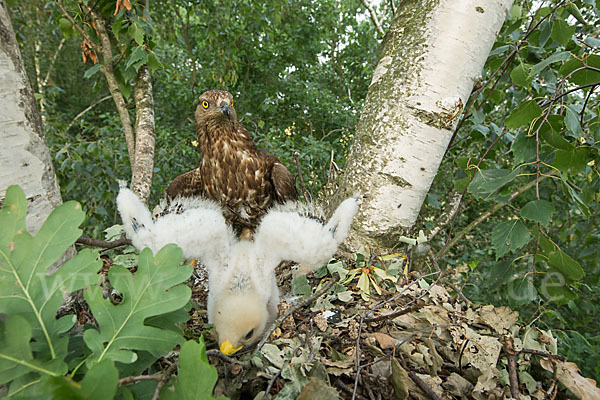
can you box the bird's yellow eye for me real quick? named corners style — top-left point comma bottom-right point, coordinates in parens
top-left (201, 100), bottom-right (209, 109)
top-left (230, 99), bottom-right (234, 107)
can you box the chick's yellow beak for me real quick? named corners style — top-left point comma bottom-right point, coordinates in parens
top-left (220, 340), bottom-right (243, 355)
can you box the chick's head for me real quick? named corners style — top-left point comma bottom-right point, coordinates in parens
top-left (212, 289), bottom-right (269, 355)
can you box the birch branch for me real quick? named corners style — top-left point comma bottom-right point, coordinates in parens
top-left (65, 95), bottom-right (112, 132)
top-left (359, 0), bottom-right (385, 36)
top-left (436, 172), bottom-right (555, 259)
top-left (428, 190), bottom-right (463, 242)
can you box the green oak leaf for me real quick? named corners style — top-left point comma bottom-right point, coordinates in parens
top-left (0, 185), bottom-right (102, 363)
top-left (83, 245), bottom-right (192, 365)
top-left (0, 315), bottom-right (65, 388)
top-left (492, 220), bottom-right (532, 259)
top-left (160, 338), bottom-right (226, 400)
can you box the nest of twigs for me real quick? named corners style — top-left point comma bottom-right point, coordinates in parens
top-left (184, 256), bottom-right (600, 400)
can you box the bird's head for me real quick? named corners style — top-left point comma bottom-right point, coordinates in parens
top-left (196, 90), bottom-right (238, 124)
top-left (212, 288), bottom-right (269, 355)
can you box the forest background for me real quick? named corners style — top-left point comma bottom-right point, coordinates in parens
top-left (7, 0), bottom-right (600, 386)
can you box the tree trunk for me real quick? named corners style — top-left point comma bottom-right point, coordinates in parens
top-left (329, 0), bottom-right (513, 250)
top-left (0, 0), bottom-right (63, 234)
top-left (130, 65), bottom-right (155, 204)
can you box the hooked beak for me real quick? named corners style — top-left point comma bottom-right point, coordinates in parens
top-left (220, 101), bottom-right (231, 119)
top-left (220, 340), bottom-right (243, 355)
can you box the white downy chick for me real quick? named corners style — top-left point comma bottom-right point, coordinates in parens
top-left (116, 186), bottom-right (358, 355)
top-left (209, 197), bottom-right (358, 354)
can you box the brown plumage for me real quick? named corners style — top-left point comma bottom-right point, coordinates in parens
top-left (166, 90), bottom-right (297, 236)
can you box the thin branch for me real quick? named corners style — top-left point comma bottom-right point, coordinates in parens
top-left (436, 172), bottom-right (555, 259)
top-left (408, 370), bottom-right (443, 400)
top-left (441, 127), bottom-right (510, 252)
top-left (359, 0), bottom-right (385, 36)
top-left (428, 190), bottom-right (463, 242)
top-left (262, 368), bottom-right (282, 400)
top-left (294, 152), bottom-right (312, 203)
top-left (151, 362), bottom-right (177, 400)
top-left (118, 373), bottom-right (162, 386)
top-left (502, 336), bottom-right (520, 399)
top-left (205, 349), bottom-right (249, 366)
top-left (65, 95), bottom-right (112, 132)
top-left (448, 0), bottom-right (568, 149)
top-left (76, 235), bottom-right (132, 249)
top-left (87, 6), bottom-right (137, 174)
top-left (519, 348), bottom-right (566, 361)
top-left (42, 37), bottom-right (66, 88)
top-left (254, 276), bottom-right (339, 353)
top-left (539, 80), bottom-right (600, 108)
top-left (362, 301), bottom-right (425, 323)
top-left (56, 0), bottom-right (96, 49)
top-left (580, 84), bottom-right (597, 127)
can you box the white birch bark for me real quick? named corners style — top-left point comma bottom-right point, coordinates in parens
top-left (330, 0), bottom-right (513, 249)
top-left (0, 0), bottom-right (63, 234)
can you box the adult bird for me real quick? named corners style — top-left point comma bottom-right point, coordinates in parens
top-left (165, 90), bottom-right (298, 237)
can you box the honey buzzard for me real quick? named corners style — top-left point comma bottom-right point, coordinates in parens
top-left (166, 90), bottom-right (298, 236)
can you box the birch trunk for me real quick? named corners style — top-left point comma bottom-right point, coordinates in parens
top-left (330, 0), bottom-right (513, 249)
top-left (0, 0), bottom-right (63, 234)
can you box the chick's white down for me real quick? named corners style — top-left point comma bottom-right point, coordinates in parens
top-left (117, 187), bottom-right (358, 354)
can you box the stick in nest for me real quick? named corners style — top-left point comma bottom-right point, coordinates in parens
top-left (255, 276), bottom-right (339, 354)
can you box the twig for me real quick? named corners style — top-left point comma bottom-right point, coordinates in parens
top-left (407, 370), bottom-right (442, 400)
top-left (293, 152), bottom-right (313, 203)
top-left (368, 271), bottom-right (440, 314)
top-left (205, 349), bottom-right (250, 366)
top-left (76, 235), bottom-right (132, 249)
top-left (436, 172), bottom-right (556, 259)
top-left (66, 95), bottom-right (112, 132)
top-left (580, 84), bottom-right (597, 127)
top-left (428, 190), bottom-right (463, 242)
top-left (56, 0), bottom-right (97, 50)
top-left (519, 348), bottom-right (566, 361)
top-left (328, 150), bottom-right (335, 184)
top-left (118, 373), bottom-right (162, 386)
top-left (359, 0), bottom-right (385, 36)
top-left (305, 320), bottom-right (315, 364)
top-left (151, 362), bottom-right (178, 400)
top-left (262, 368), bottom-right (282, 400)
top-left (539, 80), bottom-right (600, 108)
top-left (359, 374), bottom-right (376, 400)
top-left (255, 276), bottom-right (339, 353)
top-left (336, 379), bottom-right (369, 400)
top-left (502, 335), bottom-right (520, 399)
top-left (363, 301), bottom-right (425, 323)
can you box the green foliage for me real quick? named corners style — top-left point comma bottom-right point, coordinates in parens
top-left (0, 185), bottom-right (219, 398)
top-left (84, 245), bottom-right (192, 365)
top-left (160, 338), bottom-right (226, 400)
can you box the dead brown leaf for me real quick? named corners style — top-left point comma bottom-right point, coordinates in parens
top-left (555, 361), bottom-right (600, 400)
top-left (114, 0), bottom-right (132, 16)
top-left (371, 332), bottom-right (397, 350)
